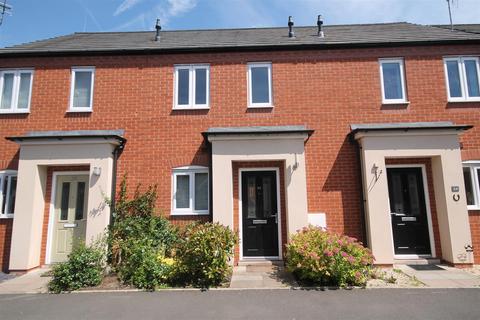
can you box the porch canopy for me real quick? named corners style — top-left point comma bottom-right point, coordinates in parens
top-left (6, 130), bottom-right (125, 271)
top-left (351, 121), bottom-right (473, 265)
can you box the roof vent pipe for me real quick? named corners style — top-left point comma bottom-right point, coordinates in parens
top-left (288, 16), bottom-right (295, 38)
top-left (155, 19), bottom-right (161, 41)
top-left (317, 15), bottom-right (324, 38)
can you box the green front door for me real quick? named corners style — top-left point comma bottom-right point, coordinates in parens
top-left (50, 174), bottom-right (89, 263)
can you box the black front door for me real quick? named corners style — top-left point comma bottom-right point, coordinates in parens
top-left (242, 170), bottom-right (279, 257)
top-left (387, 167), bottom-right (431, 255)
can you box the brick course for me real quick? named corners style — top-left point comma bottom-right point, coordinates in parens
top-left (1, 43), bottom-right (480, 266)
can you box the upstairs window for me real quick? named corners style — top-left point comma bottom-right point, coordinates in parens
top-left (248, 62), bottom-right (273, 108)
top-left (69, 67), bottom-right (95, 111)
top-left (444, 57), bottom-right (480, 102)
top-left (0, 69), bottom-right (33, 113)
top-left (174, 65), bottom-right (209, 109)
top-left (172, 166), bottom-right (209, 215)
top-left (379, 59), bottom-right (407, 104)
top-left (0, 171), bottom-right (17, 218)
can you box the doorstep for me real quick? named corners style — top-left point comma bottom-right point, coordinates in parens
top-left (393, 258), bottom-right (441, 265)
top-left (230, 261), bottom-right (297, 289)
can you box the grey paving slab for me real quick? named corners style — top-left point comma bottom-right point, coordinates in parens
top-left (396, 264), bottom-right (480, 288)
top-left (0, 268), bottom-right (51, 294)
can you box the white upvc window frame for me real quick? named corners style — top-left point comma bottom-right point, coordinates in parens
top-left (463, 161), bottom-right (480, 210)
top-left (0, 170), bottom-right (17, 219)
top-left (247, 62), bottom-right (273, 108)
top-left (173, 64), bottom-right (210, 110)
top-left (69, 67), bottom-right (95, 112)
top-left (443, 56), bottom-right (480, 102)
top-left (171, 166), bottom-right (209, 215)
top-left (379, 58), bottom-right (408, 104)
top-left (0, 69), bottom-right (34, 114)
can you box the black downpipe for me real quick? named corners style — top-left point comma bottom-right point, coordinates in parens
top-left (109, 140), bottom-right (125, 226)
top-left (353, 137), bottom-right (368, 247)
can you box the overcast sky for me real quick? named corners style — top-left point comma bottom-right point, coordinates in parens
top-left (0, 0), bottom-right (479, 47)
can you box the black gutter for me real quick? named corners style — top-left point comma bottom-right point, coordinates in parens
top-left (1, 39), bottom-right (479, 58)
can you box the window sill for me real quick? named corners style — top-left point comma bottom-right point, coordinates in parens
top-left (382, 101), bottom-right (410, 105)
top-left (467, 206), bottom-right (480, 211)
top-left (170, 211), bottom-right (209, 216)
top-left (447, 99), bottom-right (480, 103)
top-left (0, 110), bottom-right (30, 114)
top-left (0, 214), bottom-right (14, 219)
top-left (66, 108), bottom-right (93, 113)
top-left (172, 106), bottom-right (210, 111)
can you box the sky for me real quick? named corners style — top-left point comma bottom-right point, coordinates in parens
top-left (0, 0), bottom-right (479, 48)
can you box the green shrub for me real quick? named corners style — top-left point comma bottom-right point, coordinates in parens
top-left (116, 238), bottom-right (176, 290)
top-left (48, 243), bottom-right (105, 293)
top-left (109, 215), bottom-right (179, 268)
top-left (285, 226), bottom-right (374, 287)
top-left (107, 176), bottom-right (179, 289)
top-left (175, 222), bottom-right (237, 288)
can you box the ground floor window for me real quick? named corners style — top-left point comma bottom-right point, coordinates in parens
top-left (172, 166), bottom-right (209, 215)
top-left (463, 162), bottom-right (480, 209)
top-left (0, 171), bottom-right (17, 218)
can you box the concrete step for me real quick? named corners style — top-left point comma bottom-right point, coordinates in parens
top-left (237, 260), bottom-right (284, 272)
top-left (394, 258), bottom-right (441, 265)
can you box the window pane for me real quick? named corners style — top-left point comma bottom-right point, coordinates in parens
top-left (194, 173), bottom-right (208, 211)
top-left (463, 167), bottom-right (474, 206)
top-left (446, 61), bottom-right (462, 98)
top-left (1, 177), bottom-right (7, 214)
top-left (464, 60), bottom-right (480, 97)
top-left (382, 62), bottom-right (403, 100)
top-left (60, 182), bottom-right (70, 220)
top-left (177, 69), bottom-right (190, 105)
top-left (75, 182), bottom-right (86, 220)
top-left (195, 68), bottom-right (207, 105)
top-left (6, 176), bottom-right (16, 214)
top-left (251, 66), bottom-right (270, 104)
top-left (1, 73), bottom-right (14, 109)
top-left (17, 73), bottom-right (32, 109)
top-left (247, 176), bottom-right (257, 218)
top-left (176, 175), bottom-right (190, 209)
top-left (73, 71), bottom-right (92, 108)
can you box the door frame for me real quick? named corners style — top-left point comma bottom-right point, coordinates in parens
top-left (386, 164), bottom-right (436, 259)
top-left (238, 167), bottom-right (282, 261)
top-left (45, 171), bottom-right (90, 264)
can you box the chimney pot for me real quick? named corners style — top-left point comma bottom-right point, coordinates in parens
top-left (317, 15), bottom-right (324, 38)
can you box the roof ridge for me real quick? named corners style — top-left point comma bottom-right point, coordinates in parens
top-left (72, 21), bottom-right (411, 35)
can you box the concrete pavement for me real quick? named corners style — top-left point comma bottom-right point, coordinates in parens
top-left (0, 289), bottom-right (479, 319)
top-left (0, 268), bottom-right (50, 294)
top-left (396, 264), bottom-right (480, 288)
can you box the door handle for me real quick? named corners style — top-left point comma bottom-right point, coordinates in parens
top-left (272, 214), bottom-right (278, 224)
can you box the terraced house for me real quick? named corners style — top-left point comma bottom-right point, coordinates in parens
top-left (0, 21), bottom-right (479, 273)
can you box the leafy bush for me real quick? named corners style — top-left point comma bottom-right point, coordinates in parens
top-left (175, 222), bottom-right (237, 288)
top-left (116, 238), bottom-right (176, 290)
top-left (285, 226), bottom-right (374, 287)
top-left (107, 176), bottom-right (179, 289)
top-left (48, 243), bottom-right (105, 293)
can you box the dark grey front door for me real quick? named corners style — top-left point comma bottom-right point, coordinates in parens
top-left (242, 170), bottom-right (279, 257)
top-left (387, 167), bottom-right (431, 255)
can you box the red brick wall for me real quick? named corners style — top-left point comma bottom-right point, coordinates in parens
top-left (0, 44), bottom-right (480, 265)
top-left (232, 161), bottom-right (287, 264)
top-left (0, 219), bottom-right (13, 271)
top-left (469, 211), bottom-right (480, 264)
top-left (385, 158), bottom-right (442, 258)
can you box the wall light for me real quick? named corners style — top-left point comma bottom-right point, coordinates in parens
top-left (93, 167), bottom-right (102, 176)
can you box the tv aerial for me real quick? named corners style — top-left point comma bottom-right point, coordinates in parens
top-left (0, 0), bottom-right (12, 26)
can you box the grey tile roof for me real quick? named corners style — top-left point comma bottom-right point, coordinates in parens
top-left (1, 22), bottom-right (480, 56)
top-left (204, 125), bottom-right (313, 135)
top-left (6, 129), bottom-right (126, 142)
top-left (433, 24), bottom-right (480, 34)
top-left (350, 121), bottom-right (473, 133)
